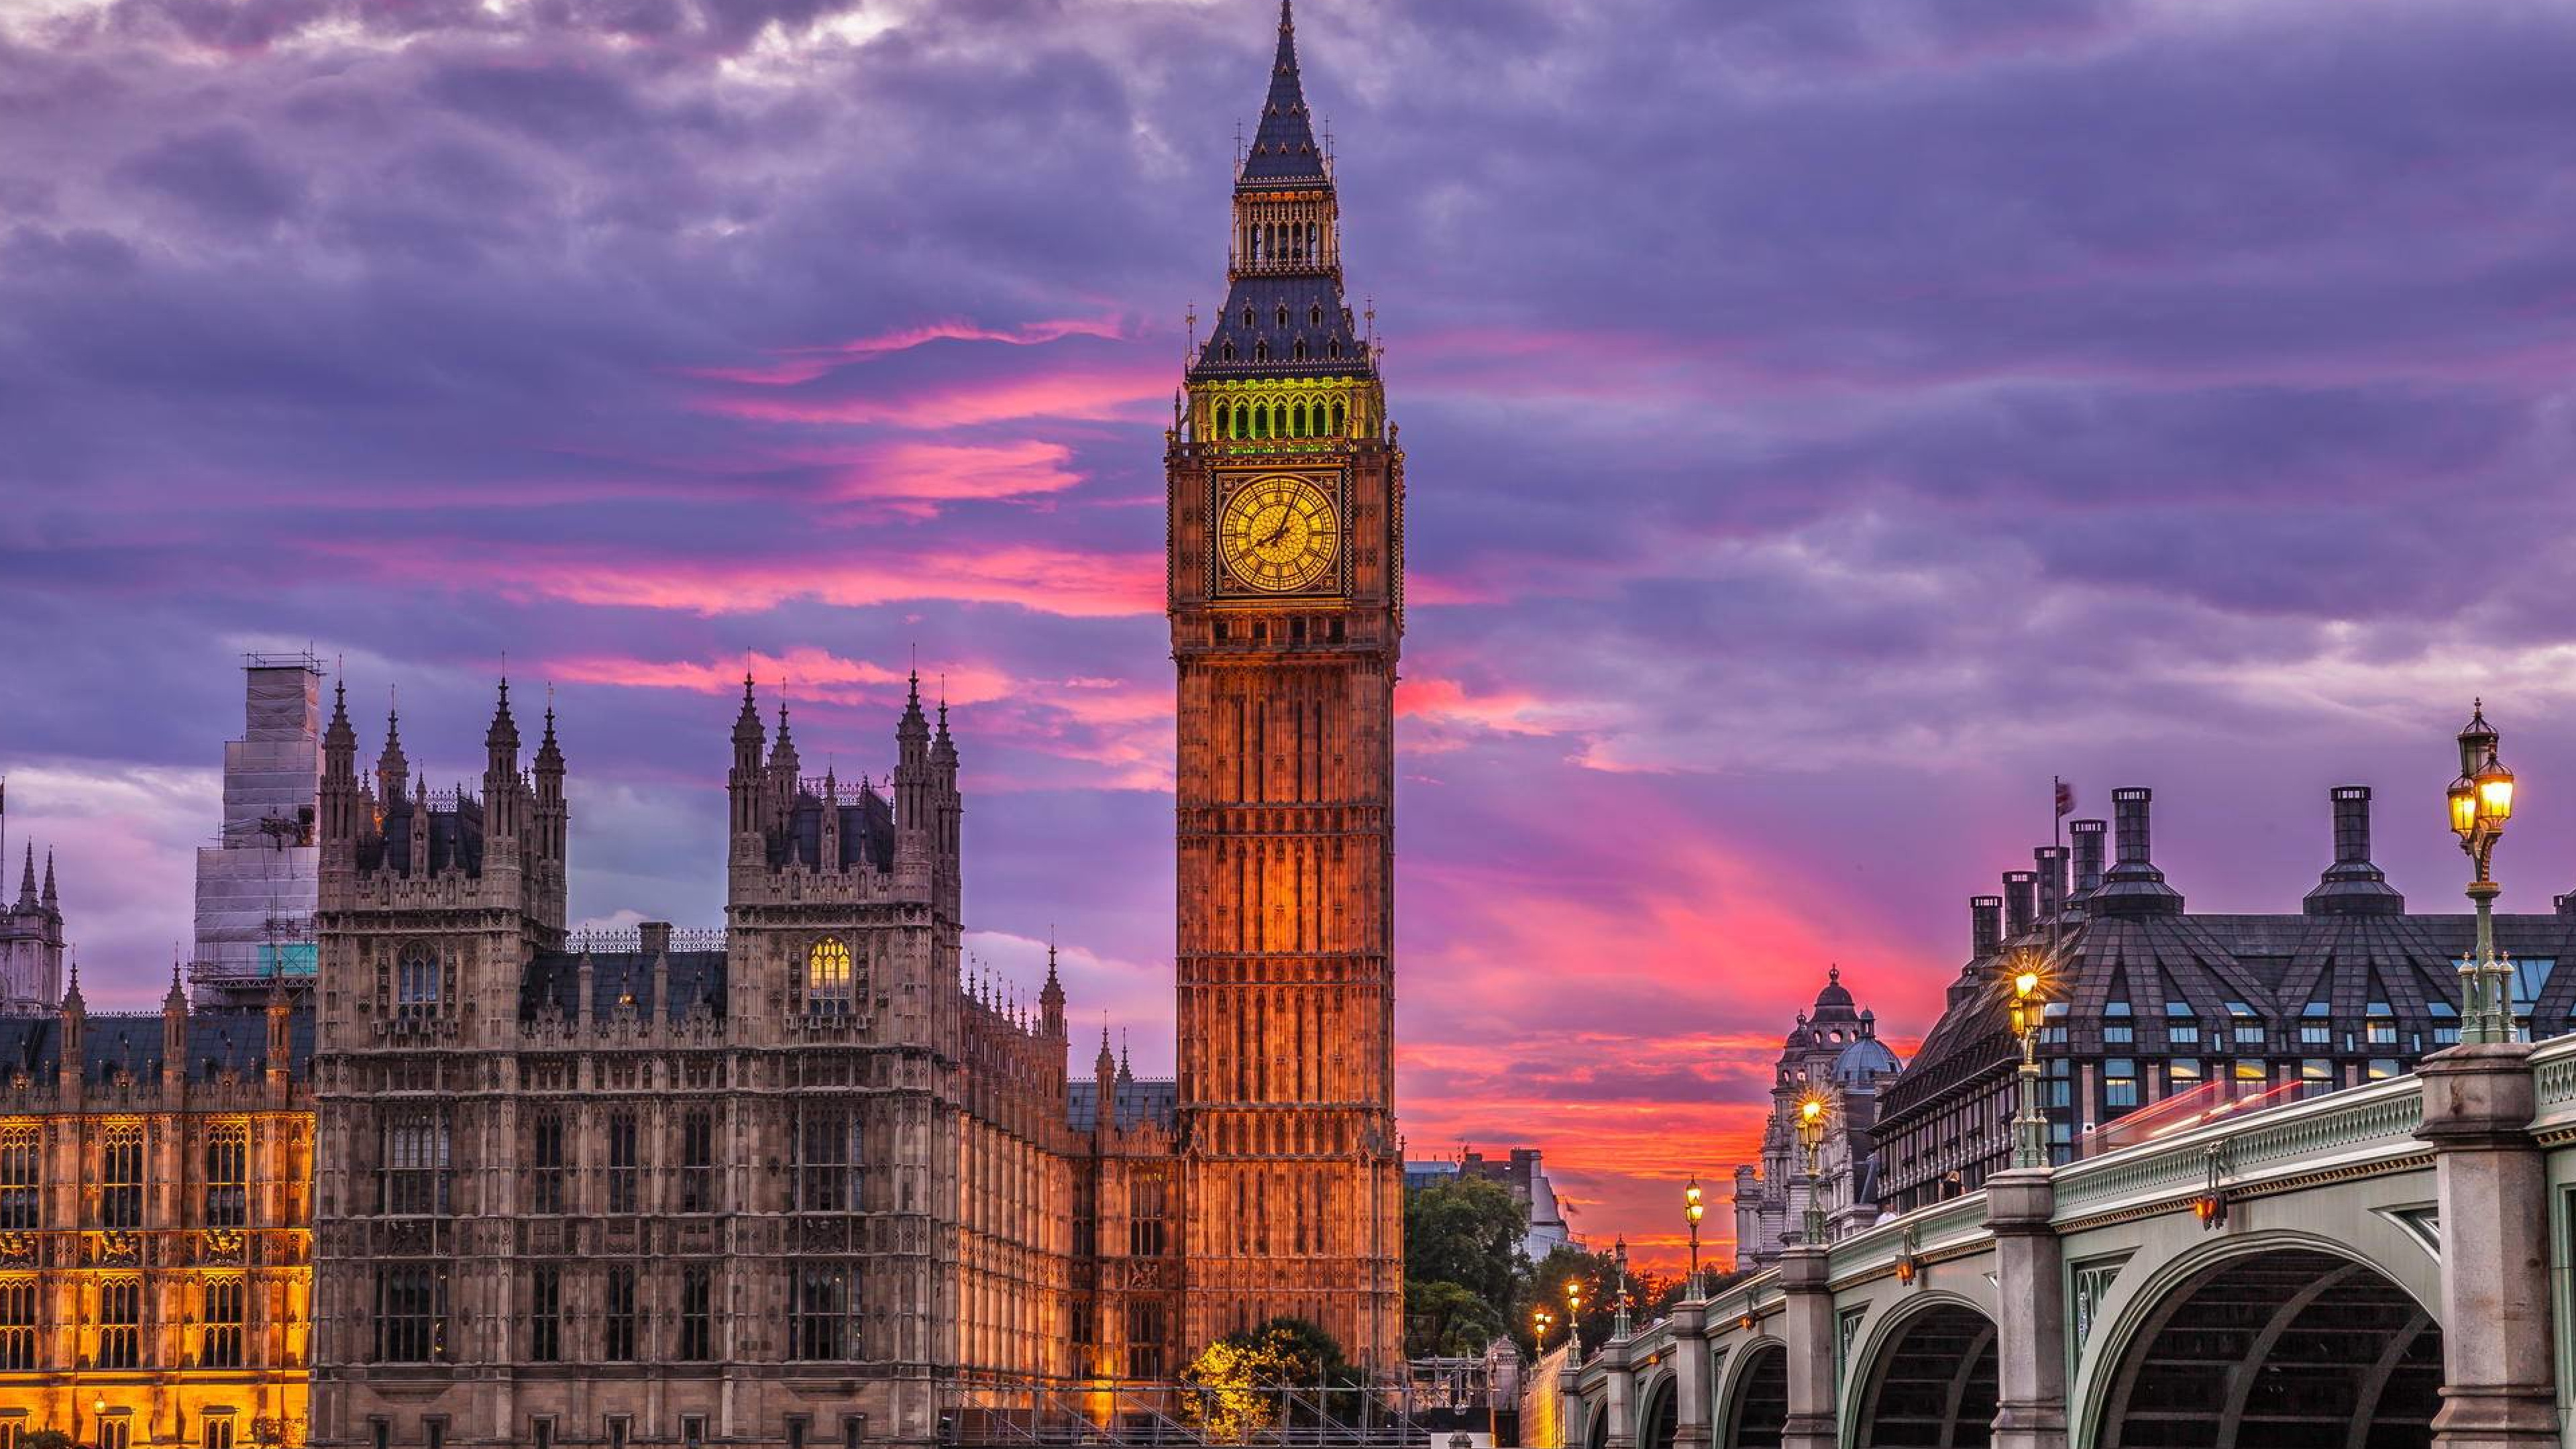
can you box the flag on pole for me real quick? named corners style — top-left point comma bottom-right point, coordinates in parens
top-left (2054, 778), bottom-right (2075, 817)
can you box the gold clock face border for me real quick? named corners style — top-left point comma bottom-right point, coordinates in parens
top-left (1214, 470), bottom-right (1346, 598)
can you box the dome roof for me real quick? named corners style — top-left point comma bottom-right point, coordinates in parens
top-left (1831, 1034), bottom-right (1902, 1085)
top-left (1811, 965), bottom-right (1858, 1016)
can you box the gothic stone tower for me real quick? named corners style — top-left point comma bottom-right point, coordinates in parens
top-left (1169, 0), bottom-right (1404, 1371)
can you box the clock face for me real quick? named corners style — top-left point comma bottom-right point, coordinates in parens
top-left (1218, 474), bottom-right (1340, 594)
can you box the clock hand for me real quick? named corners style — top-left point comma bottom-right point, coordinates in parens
top-left (1258, 515), bottom-right (1292, 550)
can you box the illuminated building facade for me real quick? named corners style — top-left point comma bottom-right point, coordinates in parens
top-left (1165, 0), bottom-right (1407, 1371)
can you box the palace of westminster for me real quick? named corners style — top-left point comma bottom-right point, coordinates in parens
top-left (0, 6), bottom-right (1409, 1446)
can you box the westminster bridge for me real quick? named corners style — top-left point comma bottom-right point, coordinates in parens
top-left (1563, 1039), bottom-right (2576, 1449)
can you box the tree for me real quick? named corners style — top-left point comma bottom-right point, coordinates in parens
top-left (1179, 1317), bottom-right (1364, 1437)
top-left (1403, 1176), bottom-right (1527, 1309)
top-left (23, 1433), bottom-right (73, 1449)
top-left (1405, 1277), bottom-right (1510, 1358)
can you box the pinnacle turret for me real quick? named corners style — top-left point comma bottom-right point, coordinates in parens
top-left (15, 845), bottom-right (34, 912)
top-left (486, 677), bottom-right (521, 754)
top-left (1240, 0), bottom-right (1326, 186)
top-left (40, 851), bottom-right (55, 912)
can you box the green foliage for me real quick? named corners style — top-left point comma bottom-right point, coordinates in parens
top-left (1405, 1277), bottom-right (1510, 1358)
top-left (1511, 1244), bottom-right (1695, 1360)
top-left (23, 1433), bottom-right (74, 1449)
top-left (1180, 1317), bottom-right (1364, 1437)
top-left (1404, 1176), bottom-right (1527, 1309)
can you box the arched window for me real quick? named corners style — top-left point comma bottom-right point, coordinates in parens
top-left (1254, 341), bottom-right (1269, 364)
top-left (1276, 305), bottom-right (1290, 329)
top-left (1293, 341), bottom-right (1308, 365)
top-left (807, 938), bottom-right (854, 1014)
top-left (1328, 339), bottom-right (1341, 361)
top-left (1332, 400), bottom-right (1346, 433)
top-left (1256, 404), bottom-right (1272, 437)
top-left (1243, 307), bottom-right (1255, 328)
top-left (1293, 402), bottom-right (1309, 434)
top-left (1310, 305), bottom-right (1324, 326)
top-left (397, 943), bottom-right (439, 1018)
top-left (1222, 341), bottom-right (1236, 363)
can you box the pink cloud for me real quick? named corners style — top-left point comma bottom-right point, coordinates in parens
top-left (684, 317), bottom-right (1128, 387)
top-left (324, 539), bottom-right (1163, 619)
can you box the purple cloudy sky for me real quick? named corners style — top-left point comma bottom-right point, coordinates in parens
top-left (9, 0), bottom-right (2576, 1262)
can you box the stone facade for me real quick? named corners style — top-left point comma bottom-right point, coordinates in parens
top-left (0, 972), bottom-right (315, 1449)
top-left (1727, 971), bottom-right (1903, 1269)
top-left (0, 835), bottom-right (64, 1018)
top-left (1165, 0), bottom-right (1405, 1370)
top-left (304, 678), bottom-right (1189, 1449)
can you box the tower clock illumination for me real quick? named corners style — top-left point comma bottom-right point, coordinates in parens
top-left (1219, 473), bottom-right (1341, 592)
top-left (1165, 0), bottom-right (1406, 1370)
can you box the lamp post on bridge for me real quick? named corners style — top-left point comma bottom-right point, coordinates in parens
top-left (1794, 1093), bottom-right (1829, 1244)
top-left (2448, 700), bottom-right (2519, 1043)
top-left (1611, 1236), bottom-right (1633, 1340)
top-left (1562, 1277), bottom-right (1585, 1358)
top-left (1682, 1176), bottom-right (1705, 1300)
top-left (2006, 953), bottom-right (2052, 1169)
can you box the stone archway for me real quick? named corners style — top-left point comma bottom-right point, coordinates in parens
top-left (2096, 1245), bottom-right (2440, 1448)
top-left (1853, 1301), bottom-right (1998, 1448)
top-left (1722, 1341), bottom-right (1788, 1449)
top-left (1585, 1393), bottom-right (1610, 1449)
top-left (1637, 1375), bottom-right (1678, 1449)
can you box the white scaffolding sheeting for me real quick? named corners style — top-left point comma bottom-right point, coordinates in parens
top-left (192, 659), bottom-right (323, 1002)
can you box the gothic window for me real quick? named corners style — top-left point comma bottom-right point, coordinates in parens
top-left (680, 1109), bottom-right (716, 1213)
top-left (98, 1276), bottom-right (141, 1368)
top-left (205, 1124), bottom-right (249, 1227)
top-left (1254, 341), bottom-right (1269, 364)
top-left (1293, 400), bottom-right (1308, 433)
top-left (203, 1417), bottom-right (237, 1449)
top-left (792, 1267), bottom-right (849, 1360)
top-left (794, 1106), bottom-right (861, 1212)
top-left (607, 1110), bottom-right (640, 1214)
top-left (1328, 339), bottom-right (1341, 361)
top-left (0, 1127), bottom-right (36, 1230)
top-left (529, 1266), bottom-right (561, 1362)
top-left (679, 1265), bottom-right (713, 1360)
top-left (604, 1265), bottom-right (639, 1361)
top-left (397, 943), bottom-right (440, 1018)
top-left (1222, 341), bottom-right (1236, 362)
top-left (373, 1264), bottom-right (445, 1362)
top-left (806, 938), bottom-right (855, 1015)
top-left (1293, 341), bottom-right (1307, 364)
top-left (1242, 307), bottom-right (1254, 328)
top-left (1275, 305), bottom-right (1289, 328)
top-left (202, 1277), bottom-right (245, 1368)
top-left (379, 1112), bottom-right (450, 1216)
top-left (0, 1277), bottom-right (34, 1370)
top-left (1123, 1299), bottom-right (1165, 1380)
top-left (1129, 1175), bottom-right (1169, 1256)
top-left (1331, 400), bottom-right (1346, 432)
top-left (530, 1108), bottom-right (567, 1215)
top-left (99, 1125), bottom-right (143, 1229)
top-left (1309, 305), bottom-right (1323, 326)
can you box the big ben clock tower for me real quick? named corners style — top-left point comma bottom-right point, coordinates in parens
top-left (1169, 0), bottom-right (1403, 1371)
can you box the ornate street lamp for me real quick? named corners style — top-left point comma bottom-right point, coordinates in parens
top-left (1532, 1305), bottom-right (1554, 1356)
top-left (2005, 953), bottom-right (2051, 1169)
top-left (1682, 1176), bottom-right (1705, 1299)
top-left (2449, 701), bottom-right (2520, 1042)
top-left (1563, 1277), bottom-right (1585, 1357)
top-left (1794, 1093), bottom-right (1831, 1242)
top-left (1611, 1236), bottom-right (1635, 1340)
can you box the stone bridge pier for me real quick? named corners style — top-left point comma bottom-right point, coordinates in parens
top-left (1572, 1040), bottom-right (2576, 1449)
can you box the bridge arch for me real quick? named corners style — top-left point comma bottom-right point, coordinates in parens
top-left (2084, 1236), bottom-right (2441, 1449)
top-left (1635, 1371), bottom-right (1678, 1449)
top-left (1842, 1291), bottom-right (1998, 1449)
top-left (1717, 1338), bottom-right (1788, 1449)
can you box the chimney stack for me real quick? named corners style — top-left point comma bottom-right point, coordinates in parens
top-left (2035, 845), bottom-right (2068, 923)
top-left (2303, 786), bottom-right (2402, 916)
top-left (1970, 896), bottom-right (2003, 957)
top-left (639, 921), bottom-right (673, 959)
top-left (2091, 788), bottom-right (2183, 917)
top-left (2070, 819), bottom-right (2107, 899)
top-left (2003, 871), bottom-right (2038, 938)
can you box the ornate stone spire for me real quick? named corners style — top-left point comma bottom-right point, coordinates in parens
top-left (15, 845), bottom-right (34, 912)
top-left (1240, 0), bottom-right (1326, 185)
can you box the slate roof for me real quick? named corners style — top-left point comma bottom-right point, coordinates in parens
top-left (766, 790), bottom-right (896, 874)
top-left (1240, 2), bottom-right (1328, 187)
top-left (1065, 1075), bottom-right (1178, 1132)
top-left (0, 1004), bottom-right (313, 1081)
top-left (1192, 275), bottom-right (1370, 382)
top-left (520, 949), bottom-right (729, 1023)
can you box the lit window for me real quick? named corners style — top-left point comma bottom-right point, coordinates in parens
top-left (806, 938), bottom-right (855, 1016)
top-left (2302, 1059), bottom-right (2334, 1088)
top-left (2167, 1059), bottom-right (2202, 1088)
top-left (2367, 1058), bottom-right (2402, 1081)
top-left (2165, 1001), bottom-right (2198, 1047)
top-left (203, 1417), bottom-right (236, 1449)
top-left (2104, 1059), bottom-right (2138, 1111)
top-left (2104, 1000), bottom-right (2133, 1046)
top-left (2235, 1060), bottom-right (2267, 1083)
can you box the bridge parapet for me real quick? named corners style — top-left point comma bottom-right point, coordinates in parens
top-left (2051, 1071), bottom-right (2428, 1223)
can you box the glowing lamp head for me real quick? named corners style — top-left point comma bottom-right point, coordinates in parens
top-left (2451, 775), bottom-right (2479, 841)
top-left (2013, 969), bottom-right (2041, 999)
top-left (2477, 752), bottom-right (2516, 827)
top-left (1684, 1177), bottom-right (1705, 1224)
top-left (1799, 1097), bottom-right (1824, 1124)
